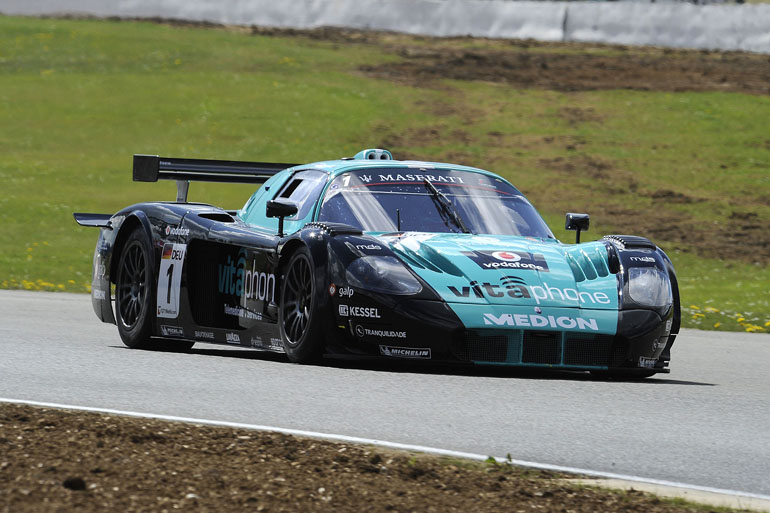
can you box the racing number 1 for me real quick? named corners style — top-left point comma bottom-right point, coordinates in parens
top-left (157, 244), bottom-right (186, 319)
top-left (166, 264), bottom-right (174, 304)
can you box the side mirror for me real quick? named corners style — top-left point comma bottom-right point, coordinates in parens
top-left (266, 199), bottom-right (298, 237)
top-left (565, 213), bottom-right (590, 244)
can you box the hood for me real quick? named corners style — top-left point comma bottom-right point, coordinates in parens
top-left (377, 232), bottom-right (619, 310)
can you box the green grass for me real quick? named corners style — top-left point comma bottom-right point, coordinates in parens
top-left (0, 15), bottom-right (768, 332)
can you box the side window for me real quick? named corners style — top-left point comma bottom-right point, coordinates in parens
top-left (273, 170), bottom-right (328, 220)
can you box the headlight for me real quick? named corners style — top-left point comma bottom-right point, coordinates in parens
top-left (345, 256), bottom-right (422, 295)
top-left (628, 267), bottom-right (672, 307)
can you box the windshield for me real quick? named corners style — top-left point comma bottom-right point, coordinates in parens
top-left (317, 168), bottom-right (554, 238)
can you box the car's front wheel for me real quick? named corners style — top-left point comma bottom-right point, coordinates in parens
top-left (279, 246), bottom-right (324, 363)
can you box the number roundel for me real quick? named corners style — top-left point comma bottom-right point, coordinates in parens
top-left (157, 243), bottom-right (186, 319)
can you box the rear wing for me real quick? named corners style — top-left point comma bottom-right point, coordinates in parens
top-left (133, 154), bottom-right (298, 202)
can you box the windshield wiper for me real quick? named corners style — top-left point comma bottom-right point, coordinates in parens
top-left (423, 179), bottom-right (471, 234)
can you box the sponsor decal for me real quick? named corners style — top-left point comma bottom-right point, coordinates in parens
top-left (157, 243), bottom-right (186, 318)
top-left (639, 356), bottom-right (657, 369)
top-left (328, 283), bottom-right (337, 296)
top-left (160, 325), bottom-right (184, 337)
top-left (195, 330), bottom-right (215, 340)
top-left (482, 313), bottom-right (600, 331)
top-left (225, 332), bottom-right (240, 344)
top-left (93, 263), bottom-right (106, 280)
top-left (165, 225), bottom-right (190, 238)
top-left (250, 336), bottom-right (263, 348)
top-left (462, 250), bottom-right (549, 272)
top-left (338, 305), bottom-right (380, 318)
top-left (338, 286), bottom-right (354, 298)
top-left (355, 325), bottom-right (407, 338)
top-left (218, 249), bottom-right (275, 303)
top-left (652, 338), bottom-right (663, 351)
top-left (629, 256), bottom-right (656, 263)
top-left (448, 276), bottom-right (611, 305)
top-left (356, 244), bottom-right (381, 251)
top-left (665, 319), bottom-right (673, 332)
top-left (372, 173), bottom-right (465, 184)
top-left (224, 304), bottom-right (262, 321)
top-left (93, 288), bottom-right (107, 300)
top-left (379, 345), bottom-right (431, 359)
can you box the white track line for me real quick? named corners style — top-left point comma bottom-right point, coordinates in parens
top-left (3, 397), bottom-right (769, 502)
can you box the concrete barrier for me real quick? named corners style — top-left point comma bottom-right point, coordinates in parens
top-left (3, 0), bottom-right (770, 53)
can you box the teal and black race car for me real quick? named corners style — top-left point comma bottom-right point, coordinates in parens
top-left (74, 148), bottom-right (680, 378)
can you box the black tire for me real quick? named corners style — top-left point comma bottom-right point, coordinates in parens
top-left (115, 228), bottom-right (155, 349)
top-left (115, 228), bottom-right (195, 351)
top-left (279, 246), bottom-right (324, 363)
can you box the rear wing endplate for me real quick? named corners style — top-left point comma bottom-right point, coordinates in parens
top-left (133, 154), bottom-right (297, 202)
top-left (73, 213), bottom-right (112, 229)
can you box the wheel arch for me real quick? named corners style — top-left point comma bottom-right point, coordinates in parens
top-left (110, 211), bottom-right (155, 285)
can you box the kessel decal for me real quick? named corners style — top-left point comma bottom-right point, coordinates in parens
top-left (462, 250), bottom-right (549, 272)
top-left (157, 243), bottom-right (186, 319)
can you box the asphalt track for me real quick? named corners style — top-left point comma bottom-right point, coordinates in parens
top-left (2, 290), bottom-right (769, 499)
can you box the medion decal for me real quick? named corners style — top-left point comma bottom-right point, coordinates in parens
top-left (483, 313), bottom-right (599, 331)
top-left (462, 250), bottom-right (549, 272)
top-left (379, 345), bottom-right (431, 359)
top-left (218, 249), bottom-right (275, 303)
top-left (448, 276), bottom-right (611, 305)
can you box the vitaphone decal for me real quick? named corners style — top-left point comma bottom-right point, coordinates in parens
top-left (218, 248), bottom-right (275, 303)
top-left (448, 275), bottom-right (611, 305)
top-left (462, 250), bottom-right (549, 272)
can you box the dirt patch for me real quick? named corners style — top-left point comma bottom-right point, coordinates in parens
top-left (137, 22), bottom-right (769, 95)
top-left (359, 43), bottom-right (770, 95)
top-left (0, 403), bottom-right (718, 513)
top-left (527, 155), bottom-right (769, 263)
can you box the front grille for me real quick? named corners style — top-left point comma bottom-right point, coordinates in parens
top-left (564, 333), bottom-right (613, 366)
top-left (466, 330), bottom-right (511, 363)
top-left (463, 329), bottom-right (614, 368)
top-left (522, 331), bottom-right (560, 364)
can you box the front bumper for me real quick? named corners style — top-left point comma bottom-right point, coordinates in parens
top-left (330, 294), bottom-right (672, 373)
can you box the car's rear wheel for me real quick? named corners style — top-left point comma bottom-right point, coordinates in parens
top-left (279, 246), bottom-right (324, 363)
top-left (115, 227), bottom-right (193, 351)
top-left (115, 228), bottom-right (155, 349)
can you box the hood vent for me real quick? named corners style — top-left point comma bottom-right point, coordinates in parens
top-left (565, 246), bottom-right (611, 283)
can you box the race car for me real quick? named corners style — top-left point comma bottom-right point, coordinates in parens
top-left (74, 148), bottom-right (680, 378)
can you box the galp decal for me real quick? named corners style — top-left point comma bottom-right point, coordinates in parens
top-left (462, 250), bottom-right (549, 272)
